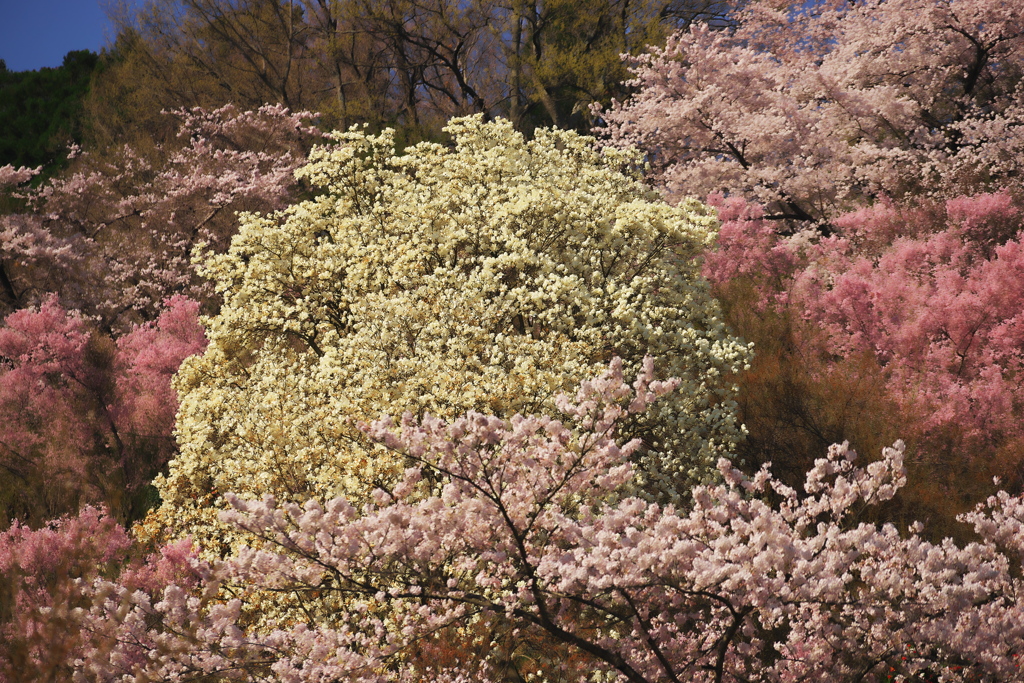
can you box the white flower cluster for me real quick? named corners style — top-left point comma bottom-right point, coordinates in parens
top-left (146, 115), bottom-right (750, 551)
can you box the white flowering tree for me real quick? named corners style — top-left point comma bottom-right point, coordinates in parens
top-left (145, 115), bottom-right (750, 552)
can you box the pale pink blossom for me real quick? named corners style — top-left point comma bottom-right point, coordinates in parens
top-left (601, 0), bottom-right (1024, 228)
top-left (67, 360), bottom-right (1024, 682)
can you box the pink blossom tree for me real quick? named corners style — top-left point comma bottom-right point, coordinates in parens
top-left (0, 506), bottom-right (131, 683)
top-left (0, 104), bottom-right (320, 331)
top-left (795, 193), bottom-right (1024, 464)
top-left (61, 360), bottom-right (1024, 682)
top-left (0, 296), bottom-right (206, 526)
top-left (700, 190), bottom-right (1024, 505)
top-left (113, 295), bottom-right (208, 495)
top-left (0, 105), bottom-right (300, 525)
top-left (600, 0), bottom-right (1024, 228)
top-left (0, 506), bottom-right (196, 683)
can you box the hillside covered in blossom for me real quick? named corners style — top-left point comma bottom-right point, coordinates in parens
top-left (1, 0), bottom-right (1023, 681)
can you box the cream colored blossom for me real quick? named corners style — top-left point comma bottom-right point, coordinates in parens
top-left (145, 115), bottom-right (750, 555)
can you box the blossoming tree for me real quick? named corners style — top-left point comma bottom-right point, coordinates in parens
top-left (597, 0), bottom-right (1024, 520)
top-left (697, 189), bottom-right (1024, 534)
top-left (0, 104), bottom-right (320, 331)
top-left (0, 296), bottom-right (206, 526)
top-left (0, 506), bottom-right (195, 683)
top-left (61, 359), bottom-right (1024, 682)
top-left (147, 115), bottom-right (751, 553)
top-left (601, 0), bottom-right (1024, 227)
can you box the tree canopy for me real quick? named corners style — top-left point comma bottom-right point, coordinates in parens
top-left (88, 0), bottom-right (743, 146)
top-left (0, 51), bottom-right (99, 174)
top-left (601, 0), bottom-right (1024, 229)
top-left (145, 115), bottom-right (750, 553)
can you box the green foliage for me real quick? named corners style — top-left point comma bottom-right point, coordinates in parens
top-left (0, 51), bottom-right (99, 175)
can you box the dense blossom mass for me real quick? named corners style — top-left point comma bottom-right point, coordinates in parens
top-left (701, 188), bottom-right (1024, 494)
top-left (0, 105), bottom-right (319, 331)
top-left (601, 0), bottom-right (1024, 226)
top-left (2, 0), bottom-right (1024, 678)
top-left (600, 0), bottom-right (1024, 530)
top-left (4, 361), bottom-right (1020, 682)
top-left (0, 295), bottom-right (205, 526)
top-left (149, 115), bottom-right (751, 555)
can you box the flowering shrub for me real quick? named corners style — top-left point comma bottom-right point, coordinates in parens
top-left (149, 115), bottom-right (751, 553)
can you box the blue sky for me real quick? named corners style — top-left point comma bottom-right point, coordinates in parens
top-left (0, 0), bottom-right (118, 72)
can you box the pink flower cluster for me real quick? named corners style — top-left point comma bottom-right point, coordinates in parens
top-left (0, 105), bottom-right (320, 330)
top-left (601, 0), bottom-right (1024, 224)
top-left (16, 360), bottom-right (1018, 682)
top-left (703, 190), bottom-right (1024, 460)
top-left (0, 296), bottom-right (206, 525)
